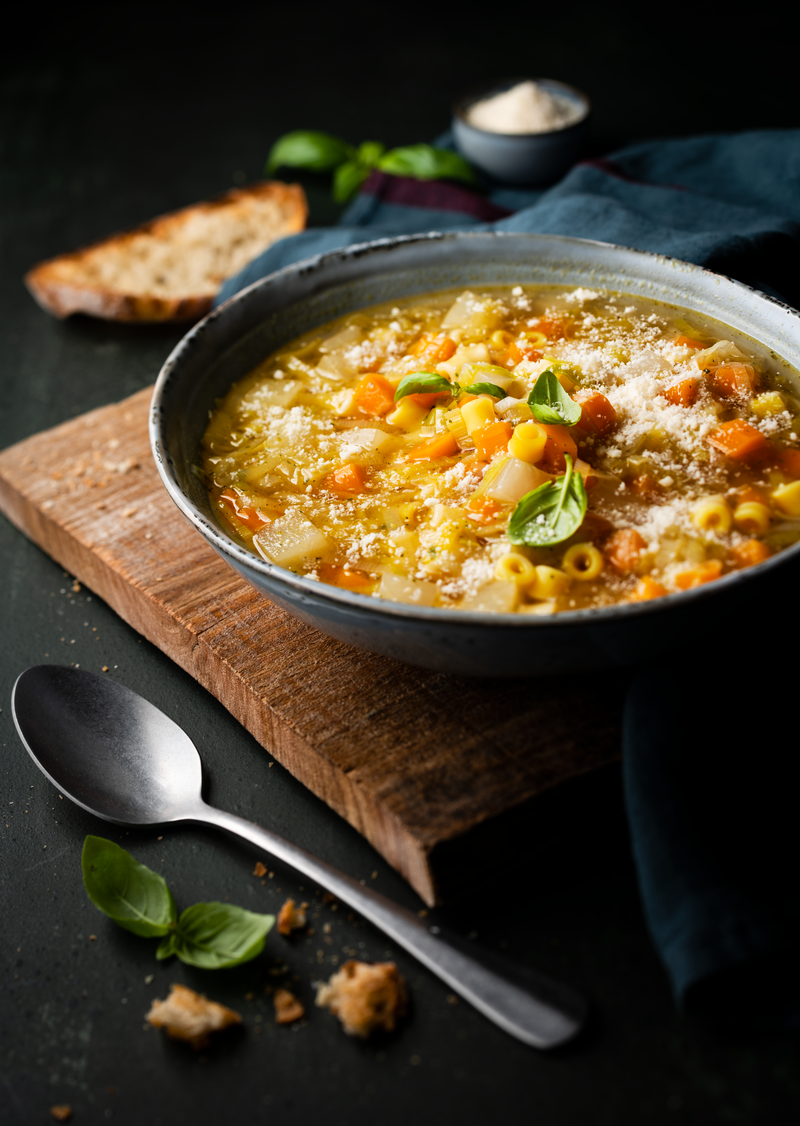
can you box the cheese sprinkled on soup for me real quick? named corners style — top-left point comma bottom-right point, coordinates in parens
top-left (202, 286), bottom-right (800, 614)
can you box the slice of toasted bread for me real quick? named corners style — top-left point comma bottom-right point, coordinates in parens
top-left (25, 181), bottom-right (307, 323)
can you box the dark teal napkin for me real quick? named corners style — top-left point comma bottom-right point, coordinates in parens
top-left (217, 131), bottom-right (800, 1025)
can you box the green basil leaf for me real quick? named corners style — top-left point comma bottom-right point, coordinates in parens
top-left (528, 371), bottom-right (582, 427)
top-left (266, 131), bottom-right (355, 175)
top-left (81, 836), bottom-right (177, 938)
top-left (463, 382), bottom-right (506, 399)
top-left (333, 160), bottom-right (372, 203)
top-left (170, 902), bottom-right (275, 969)
top-left (378, 144), bottom-right (475, 184)
top-left (156, 933), bottom-right (177, 961)
top-left (508, 456), bottom-right (587, 547)
top-left (356, 140), bottom-right (386, 166)
top-left (394, 371), bottom-right (454, 401)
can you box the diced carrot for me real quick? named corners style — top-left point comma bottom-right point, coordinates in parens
top-left (358, 357), bottom-right (384, 374)
top-left (467, 497), bottom-right (503, 521)
top-left (628, 577), bottom-right (667, 601)
top-left (730, 540), bottom-right (772, 569)
top-left (502, 341), bottom-right (543, 367)
top-left (220, 487), bottom-right (270, 531)
top-left (318, 563), bottom-right (375, 592)
top-left (605, 528), bottom-right (647, 574)
top-left (354, 373), bottom-right (395, 417)
top-left (573, 390), bottom-right (617, 436)
top-left (408, 333), bottom-right (456, 365)
top-left (708, 363), bottom-right (757, 399)
top-left (628, 475), bottom-right (662, 498)
top-left (674, 559), bottom-right (723, 590)
top-left (473, 420), bottom-right (513, 461)
top-left (324, 463), bottom-right (367, 496)
top-left (674, 334), bottom-right (706, 349)
top-left (662, 376), bottom-right (699, 407)
top-left (532, 316), bottom-right (570, 340)
top-left (405, 433), bottom-right (459, 462)
top-left (539, 424), bottom-right (578, 473)
top-left (407, 389), bottom-right (452, 409)
top-left (707, 419), bottom-right (770, 461)
top-left (738, 486), bottom-right (767, 505)
top-left (776, 448), bottom-right (800, 479)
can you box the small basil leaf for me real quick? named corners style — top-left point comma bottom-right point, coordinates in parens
top-left (508, 456), bottom-right (587, 547)
top-left (463, 382), bottom-right (506, 399)
top-left (81, 836), bottom-right (177, 938)
top-left (266, 131), bottom-right (355, 175)
top-left (356, 140), bottom-right (386, 166)
top-left (333, 160), bottom-right (372, 203)
top-left (156, 933), bottom-right (177, 961)
top-left (171, 903), bottom-right (275, 970)
top-left (528, 371), bottom-right (582, 427)
top-left (378, 144), bottom-right (475, 184)
top-left (394, 371), bottom-right (454, 401)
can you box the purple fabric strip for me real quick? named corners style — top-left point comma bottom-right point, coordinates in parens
top-left (359, 169), bottom-right (515, 220)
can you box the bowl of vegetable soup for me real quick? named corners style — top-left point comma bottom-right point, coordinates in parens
top-left (150, 231), bottom-right (800, 676)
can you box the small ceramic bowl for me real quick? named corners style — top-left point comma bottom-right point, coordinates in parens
top-left (452, 78), bottom-right (590, 186)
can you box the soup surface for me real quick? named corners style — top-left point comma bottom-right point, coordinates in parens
top-left (202, 286), bottom-right (800, 614)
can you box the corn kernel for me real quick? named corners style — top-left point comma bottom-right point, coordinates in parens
top-left (691, 495), bottom-right (732, 534)
top-left (530, 565), bottom-right (571, 600)
top-left (772, 479), bottom-right (800, 516)
top-left (733, 501), bottom-right (770, 534)
top-left (508, 421), bottom-right (548, 465)
top-left (460, 398), bottom-right (496, 436)
top-left (562, 543), bottom-right (604, 581)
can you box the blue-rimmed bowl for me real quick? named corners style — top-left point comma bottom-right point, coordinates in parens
top-left (150, 231), bottom-right (800, 677)
top-left (452, 78), bottom-right (590, 185)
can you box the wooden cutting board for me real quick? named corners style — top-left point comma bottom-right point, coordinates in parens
top-left (0, 387), bottom-right (624, 904)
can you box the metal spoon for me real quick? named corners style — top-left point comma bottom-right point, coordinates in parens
top-left (11, 665), bottom-right (586, 1049)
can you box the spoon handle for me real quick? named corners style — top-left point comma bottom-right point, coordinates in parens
top-left (194, 803), bottom-right (586, 1049)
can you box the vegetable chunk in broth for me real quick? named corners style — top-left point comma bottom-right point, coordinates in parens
top-left (202, 286), bottom-right (800, 614)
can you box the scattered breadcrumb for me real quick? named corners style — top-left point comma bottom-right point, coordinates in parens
top-left (273, 988), bottom-right (305, 1025)
top-left (277, 898), bottom-right (308, 936)
top-left (146, 984), bottom-right (241, 1049)
top-left (252, 861), bottom-right (268, 877)
top-left (315, 960), bottom-right (407, 1038)
top-left (50, 1108), bottom-right (72, 1122)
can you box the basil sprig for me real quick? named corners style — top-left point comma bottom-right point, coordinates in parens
top-left (82, 837), bottom-right (274, 968)
top-left (508, 456), bottom-right (587, 547)
top-left (528, 370), bottom-right (582, 427)
top-left (266, 131), bottom-right (474, 202)
top-left (394, 371), bottom-right (454, 401)
top-left (462, 382), bottom-right (506, 399)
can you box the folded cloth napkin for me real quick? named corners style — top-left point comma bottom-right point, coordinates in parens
top-left (217, 131), bottom-right (800, 1025)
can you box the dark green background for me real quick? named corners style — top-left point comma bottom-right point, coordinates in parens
top-left (2, 8), bottom-right (798, 1124)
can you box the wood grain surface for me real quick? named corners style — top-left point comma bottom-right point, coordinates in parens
top-left (0, 387), bottom-right (623, 904)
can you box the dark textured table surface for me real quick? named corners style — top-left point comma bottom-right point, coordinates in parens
top-left (2, 11), bottom-right (799, 1125)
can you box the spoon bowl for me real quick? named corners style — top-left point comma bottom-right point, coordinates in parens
top-left (11, 664), bottom-right (586, 1050)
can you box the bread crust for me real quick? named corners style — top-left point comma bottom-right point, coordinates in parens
top-left (25, 181), bottom-right (307, 323)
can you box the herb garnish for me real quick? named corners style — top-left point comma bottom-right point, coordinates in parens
top-left (507, 455), bottom-right (587, 547)
top-left (461, 382), bottom-right (506, 399)
top-left (81, 836), bottom-right (274, 968)
top-left (266, 131), bottom-right (474, 202)
top-left (527, 370), bottom-right (582, 427)
top-left (393, 371), bottom-right (454, 400)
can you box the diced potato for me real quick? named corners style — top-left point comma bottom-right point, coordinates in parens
top-left (460, 580), bottom-right (517, 613)
top-left (319, 325), bottom-right (363, 353)
top-left (239, 379), bottom-right (303, 411)
top-left (378, 572), bottom-right (438, 606)
top-left (386, 399), bottom-right (428, 431)
top-left (751, 391), bottom-right (787, 417)
top-left (461, 398), bottom-right (496, 436)
top-left (337, 428), bottom-right (395, 463)
top-left (441, 292), bottom-right (504, 334)
top-left (772, 479), bottom-right (800, 516)
top-left (485, 456), bottom-right (550, 504)
top-left (316, 353), bottom-right (356, 381)
top-left (253, 516), bottom-right (329, 569)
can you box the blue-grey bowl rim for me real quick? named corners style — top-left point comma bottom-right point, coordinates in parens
top-left (149, 229), bottom-right (800, 634)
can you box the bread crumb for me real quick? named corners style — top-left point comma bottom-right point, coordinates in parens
top-left (315, 960), bottom-right (407, 1038)
top-left (277, 898), bottom-right (308, 936)
top-left (50, 1108), bottom-right (72, 1122)
top-left (146, 983), bottom-right (241, 1049)
top-left (253, 861), bottom-right (267, 877)
top-left (274, 988), bottom-right (305, 1024)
